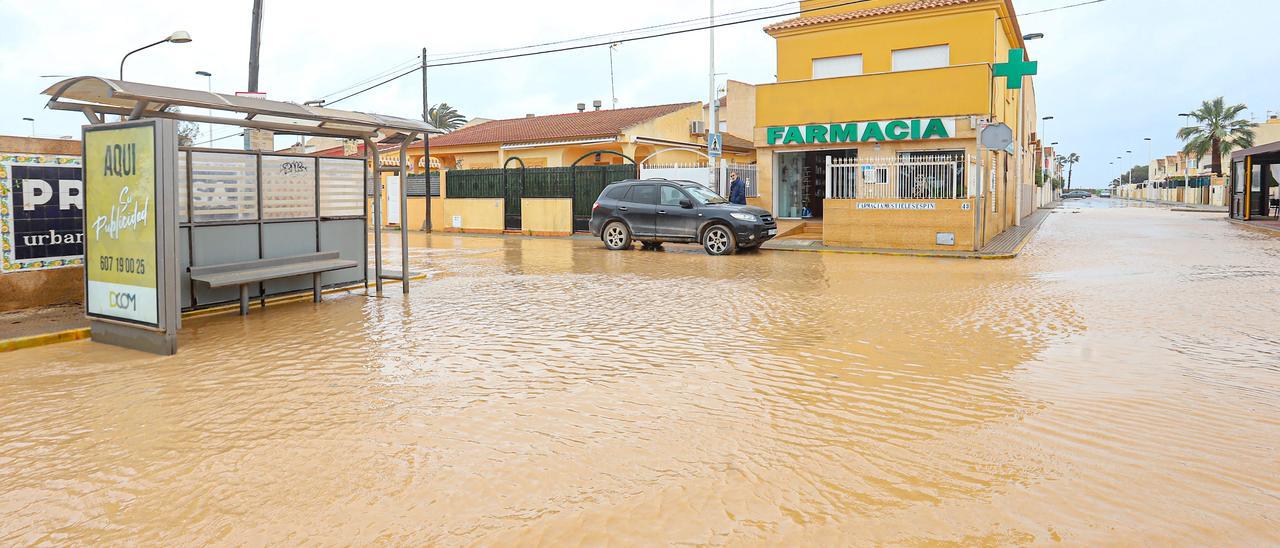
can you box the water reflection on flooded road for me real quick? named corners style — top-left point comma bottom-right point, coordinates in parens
top-left (3, 202), bottom-right (1278, 544)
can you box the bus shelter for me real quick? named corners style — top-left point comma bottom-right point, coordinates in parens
top-left (41, 76), bottom-right (442, 354)
top-left (1230, 141), bottom-right (1280, 222)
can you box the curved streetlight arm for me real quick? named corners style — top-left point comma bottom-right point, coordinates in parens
top-left (120, 38), bottom-right (169, 80)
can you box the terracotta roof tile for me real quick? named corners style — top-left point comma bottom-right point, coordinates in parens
top-left (428, 102), bottom-right (698, 147)
top-left (312, 141), bottom-right (400, 157)
top-left (764, 0), bottom-right (981, 33)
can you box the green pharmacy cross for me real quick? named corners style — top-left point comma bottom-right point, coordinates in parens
top-left (994, 48), bottom-right (1037, 89)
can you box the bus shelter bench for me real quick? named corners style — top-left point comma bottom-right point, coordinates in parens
top-left (188, 251), bottom-right (358, 315)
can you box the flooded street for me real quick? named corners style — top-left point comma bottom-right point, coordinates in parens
top-left (2, 202), bottom-right (1278, 545)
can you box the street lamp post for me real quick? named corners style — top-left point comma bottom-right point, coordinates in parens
top-left (1049, 141), bottom-right (1060, 193)
top-left (1178, 113), bottom-right (1194, 204)
top-left (1040, 116), bottom-right (1053, 203)
top-left (21, 117), bottom-right (35, 137)
top-left (196, 70), bottom-right (213, 145)
top-left (1040, 116), bottom-right (1054, 153)
top-left (120, 31), bottom-right (192, 80)
top-left (1116, 156), bottom-right (1123, 192)
top-left (1012, 33), bottom-right (1043, 227)
top-left (1117, 150), bottom-right (1136, 202)
top-left (1124, 150), bottom-right (1133, 197)
top-left (1144, 137), bottom-right (1153, 202)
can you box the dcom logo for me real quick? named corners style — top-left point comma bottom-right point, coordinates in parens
top-left (108, 291), bottom-right (137, 312)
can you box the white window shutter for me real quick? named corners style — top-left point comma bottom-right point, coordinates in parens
top-left (891, 45), bottom-right (950, 71)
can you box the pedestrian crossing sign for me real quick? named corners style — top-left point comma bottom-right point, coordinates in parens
top-left (708, 132), bottom-right (722, 157)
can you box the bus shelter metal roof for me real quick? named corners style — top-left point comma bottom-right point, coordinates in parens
top-left (42, 76), bottom-right (441, 140)
top-left (42, 75), bottom-right (439, 297)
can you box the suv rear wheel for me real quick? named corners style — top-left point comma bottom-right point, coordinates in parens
top-left (702, 224), bottom-right (736, 255)
top-left (602, 221), bottom-right (632, 250)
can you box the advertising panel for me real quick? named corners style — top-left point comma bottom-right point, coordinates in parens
top-left (83, 124), bottom-right (160, 327)
top-left (0, 157), bottom-right (83, 272)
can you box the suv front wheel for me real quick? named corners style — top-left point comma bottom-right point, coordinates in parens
top-left (602, 221), bottom-right (632, 250)
top-left (702, 224), bottom-right (736, 255)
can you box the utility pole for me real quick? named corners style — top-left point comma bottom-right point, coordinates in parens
top-left (244, 0), bottom-right (266, 151)
top-left (707, 0), bottom-right (718, 192)
top-left (248, 0), bottom-right (264, 92)
top-left (422, 47), bottom-right (432, 232)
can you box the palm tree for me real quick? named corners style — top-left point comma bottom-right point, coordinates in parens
top-left (428, 103), bottom-right (467, 131)
top-left (1176, 97), bottom-right (1254, 175)
top-left (1061, 153), bottom-right (1080, 190)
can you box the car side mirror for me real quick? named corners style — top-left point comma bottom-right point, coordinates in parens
top-left (680, 199), bottom-right (694, 209)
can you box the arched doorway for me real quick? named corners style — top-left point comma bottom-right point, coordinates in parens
top-left (502, 156), bottom-right (526, 230)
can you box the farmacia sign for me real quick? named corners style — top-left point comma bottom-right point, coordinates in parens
top-left (766, 117), bottom-right (956, 146)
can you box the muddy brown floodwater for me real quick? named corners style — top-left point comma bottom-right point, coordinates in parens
top-left (2, 202), bottom-right (1278, 545)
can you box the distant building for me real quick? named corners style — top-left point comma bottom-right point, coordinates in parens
top-left (1121, 115), bottom-right (1280, 206)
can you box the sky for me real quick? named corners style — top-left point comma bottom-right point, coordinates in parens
top-left (1, 0), bottom-right (1276, 189)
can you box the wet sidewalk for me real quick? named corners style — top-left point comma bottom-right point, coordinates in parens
top-left (0, 304), bottom-right (86, 338)
top-left (761, 205), bottom-right (1056, 259)
top-left (1118, 198), bottom-right (1228, 213)
top-left (1228, 218), bottom-right (1280, 234)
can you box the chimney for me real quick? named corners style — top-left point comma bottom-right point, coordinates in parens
top-left (576, 103), bottom-right (586, 112)
top-left (592, 100), bottom-right (602, 111)
top-left (525, 113), bottom-right (535, 118)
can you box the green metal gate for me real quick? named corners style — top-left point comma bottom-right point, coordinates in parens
top-left (572, 164), bottom-right (636, 232)
top-left (446, 162), bottom-right (634, 233)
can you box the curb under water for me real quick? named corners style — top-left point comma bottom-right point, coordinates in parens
top-left (0, 275), bottom-right (425, 354)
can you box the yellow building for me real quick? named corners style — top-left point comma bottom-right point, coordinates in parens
top-left (754, 0), bottom-right (1042, 251)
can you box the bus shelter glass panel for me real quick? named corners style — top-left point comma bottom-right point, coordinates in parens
top-left (192, 151), bottom-right (258, 222)
top-left (1252, 164), bottom-right (1265, 217)
top-left (318, 158), bottom-right (365, 217)
top-left (1268, 164), bottom-right (1280, 217)
top-left (177, 151), bottom-right (189, 223)
top-left (261, 155), bottom-right (317, 219)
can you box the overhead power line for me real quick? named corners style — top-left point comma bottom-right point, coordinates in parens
top-left (423, 0), bottom-right (799, 63)
top-left (316, 0), bottom-right (801, 103)
top-left (1019, 0), bottom-right (1109, 16)
top-left (327, 0), bottom-right (879, 106)
top-left (317, 54), bottom-right (423, 101)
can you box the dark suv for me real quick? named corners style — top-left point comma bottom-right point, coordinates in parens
top-left (589, 179), bottom-right (777, 255)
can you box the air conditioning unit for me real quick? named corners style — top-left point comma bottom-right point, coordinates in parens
top-left (689, 120), bottom-right (706, 135)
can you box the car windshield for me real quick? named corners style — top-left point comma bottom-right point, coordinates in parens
top-left (684, 185), bottom-right (728, 204)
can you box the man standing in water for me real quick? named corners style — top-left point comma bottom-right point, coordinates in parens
top-left (728, 172), bottom-right (747, 205)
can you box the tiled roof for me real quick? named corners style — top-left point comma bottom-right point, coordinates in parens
top-left (764, 0), bottom-right (981, 33)
top-left (311, 141), bottom-right (400, 158)
top-left (428, 102), bottom-right (698, 147)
